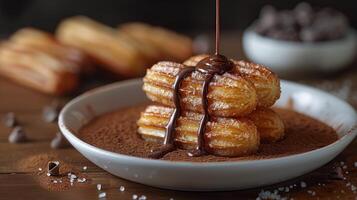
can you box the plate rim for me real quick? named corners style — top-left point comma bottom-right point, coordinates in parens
top-left (59, 78), bottom-right (357, 167)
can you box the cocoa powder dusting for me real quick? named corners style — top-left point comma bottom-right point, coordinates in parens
top-left (17, 153), bottom-right (90, 191)
top-left (78, 105), bottom-right (338, 162)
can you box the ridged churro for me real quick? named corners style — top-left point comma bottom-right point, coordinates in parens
top-left (143, 61), bottom-right (258, 117)
top-left (247, 107), bottom-right (285, 143)
top-left (184, 54), bottom-right (281, 107)
top-left (137, 105), bottom-right (260, 157)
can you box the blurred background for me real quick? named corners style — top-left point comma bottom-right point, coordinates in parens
top-left (0, 0), bottom-right (356, 97)
top-left (0, 0), bottom-right (356, 35)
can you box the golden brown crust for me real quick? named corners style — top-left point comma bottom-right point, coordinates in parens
top-left (10, 28), bottom-right (92, 74)
top-left (0, 41), bottom-right (78, 95)
top-left (143, 61), bottom-right (258, 117)
top-left (119, 22), bottom-right (193, 62)
top-left (56, 16), bottom-right (147, 77)
top-left (184, 54), bottom-right (281, 108)
top-left (137, 105), bottom-right (260, 157)
top-left (116, 31), bottom-right (162, 66)
top-left (232, 60), bottom-right (281, 107)
top-left (247, 107), bottom-right (285, 143)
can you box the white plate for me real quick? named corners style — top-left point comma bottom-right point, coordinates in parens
top-left (243, 28), bottom-right (357, 77)
top-left (59, 79), bottom-right (357, 191)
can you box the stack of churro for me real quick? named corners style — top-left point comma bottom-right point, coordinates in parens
top-left (137, 54), bottom-right (284, 157)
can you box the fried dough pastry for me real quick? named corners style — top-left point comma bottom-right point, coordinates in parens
top-left (143, 61), bottom-right (258, 117)
top-left (10, 28), bottom-right (91, 74)
top-left (247, 107), bottom-right (285, 143)
top-left (0, 41), bottom-right (78, 95)
top-left (184, 55), bottom-right (281, 107)
top-left (56, 16), bottom-right (147, 77)
top-left (137, 105), bottom-right (260, 157)
top-left (116, 31), bottom-right (162, 65)
top-left (119, 22), bottom-right (193, 62)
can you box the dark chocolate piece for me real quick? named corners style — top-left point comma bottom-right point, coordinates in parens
top-left (3, 112), bottom-right (17, 128)
top-left (48, 161), bottom-right (60, 176)
top-left (51, 132), bottom-right (70, 149)
top-left (148, 144), bottom-right (176, 159)
top-left (255, 5), bottom-right (278, 34)
top-left (8, 126), bottom-right (27, 143)
top-left (43, 101), bottom-right (61, 123)
top-left (300, 27), bottom-right (321, 42)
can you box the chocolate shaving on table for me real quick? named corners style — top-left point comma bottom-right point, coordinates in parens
top-left (51, 132), bottom-right (70, 149)
top-left (3, 112), bottom-right (17, 128)
top-left (329, 166), bottom-right (345, 180)
top-left (42, 100), bottom-right (62, 123)
top-left (8, 126), bottom-right (27, 143)
top-left (47, 161), bottom-right (60, 176)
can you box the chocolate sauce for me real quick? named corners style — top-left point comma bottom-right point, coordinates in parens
top-left (188, 55), bottom-right (233, 157)
top-left (148, 0), bottom-right (234, 159)
top-left (215, 0), bottom-right (221, 55)
top-left (148, 67), bottom-right (195, 159)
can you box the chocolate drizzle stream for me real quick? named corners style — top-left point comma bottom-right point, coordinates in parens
top-left (187, 55), bottom-right (233, 157)
top-left (215, 0), bottom-right (220, 55)
top-left (148, 0), bottom-right (234, 158)
top-left (148, 67), bottom-right (195, 159)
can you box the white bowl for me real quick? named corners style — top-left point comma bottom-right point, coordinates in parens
top-left (243, 28), bottom-right (357, 77)
top-left (59, 79), bottom-right (357, 191)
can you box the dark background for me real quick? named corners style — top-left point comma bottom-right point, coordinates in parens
top-left (0, 0), bottom-right (356, 35)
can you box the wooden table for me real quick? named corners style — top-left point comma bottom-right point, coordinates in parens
top-left (1, 33), bottom-right (357, 200)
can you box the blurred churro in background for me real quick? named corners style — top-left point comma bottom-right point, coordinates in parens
top-left (56, 16), bottom-right (193, 77)
top-left (56, 16), bottom-right (148, 77)
top-left (0, 16), bottom-right (194, 95)
top-left (0, 28), bottom-right (85, 95)
top-left (119, 23), bottom-right (193, 62)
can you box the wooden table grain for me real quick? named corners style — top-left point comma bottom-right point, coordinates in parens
top-left (0, 33), bottom-right (357, 200)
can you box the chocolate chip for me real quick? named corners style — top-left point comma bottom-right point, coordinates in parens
top-left (329, 166), bottom-right (345, 180)
top-left (258, 5), bottom-right (279, 31)
top-left (8, 126), bottom-right (27, 143)
top-left (279, 10), bottom-right (297, 27)
top-left (267, 28), bottom-right (299, 41)
top-left (3, 112), bottom-right (17, 128)
top-left (51, 132), bottom-right (70, 149)
top-left (300, 27), bottom-right (321, 42)
top-left (295, 2), bottom-right (313, 14)
top-left (48, 161), bottom-right (60, 176)
top-left (294, 2), bottom-right (314, 27)
top-left (260, 5), bottom-right (276, 17)
top-left (255, 3), bottom-right (349, 42)
top-left (43, 101), bottom-right (61, 123)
